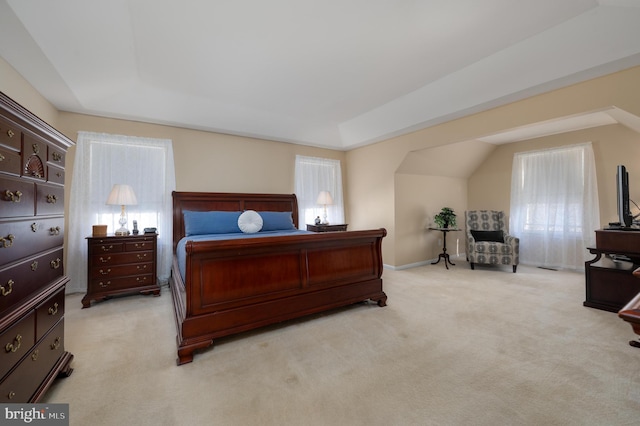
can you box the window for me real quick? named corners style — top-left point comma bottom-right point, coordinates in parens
top-left (66, 132), bottom-right (176, 293)
top-left (294, 155), bottom-right (345, 228)
top-left (509, 143), bottom-right (600, 270)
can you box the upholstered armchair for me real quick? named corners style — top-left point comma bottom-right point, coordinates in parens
top-left (465, 210), bottom-right (519, 273)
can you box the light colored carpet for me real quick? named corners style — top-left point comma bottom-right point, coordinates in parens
top-left (43, 260), bottom-right (640, 425)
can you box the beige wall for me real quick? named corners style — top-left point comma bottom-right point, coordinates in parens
top-left (392, 140), bottom-right (497, 265)
top-left (469, 123), bottom-right (640, 227)
top-left (347, 66), bottom-right (640, 268)
top-left (0, 57), bottom-right (346, 275)
top-left (0, 57), bottom-right (59, 126)
top-left (56, 112), bottom-right (345, 195)
top-left (3, 54), bottom-right (640, 269)
top-left (395, 173), bottom-right (467, 266)
top-left (1, 56), bottom-right (345, 201)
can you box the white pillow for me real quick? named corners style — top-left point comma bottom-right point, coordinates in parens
top-left (238, 210), bottom-right (263, 233)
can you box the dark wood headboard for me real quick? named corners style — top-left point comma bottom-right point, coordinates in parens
top-left (172, 191), bottom-right (299, 249)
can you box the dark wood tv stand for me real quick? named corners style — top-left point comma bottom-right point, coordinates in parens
top-left (584, 230), bottom-right (640, 312)
top-left (618, 267), bottom-right (640, 348)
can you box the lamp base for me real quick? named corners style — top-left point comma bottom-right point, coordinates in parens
top-left (322, 210), bottom-right (329, 225)
top-left (115, 227), bottom-right (130, 236)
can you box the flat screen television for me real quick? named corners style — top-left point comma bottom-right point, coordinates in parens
top-left (617, 164), bottom-right (633, 227)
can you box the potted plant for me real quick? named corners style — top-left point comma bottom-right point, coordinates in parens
top-left (434, 207), bottom-right (456, 229)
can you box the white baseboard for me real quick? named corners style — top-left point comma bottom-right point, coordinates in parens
top-left (384, 253), bottom-right (467, 271)
top-left (384, 260), bottom-right (431, 271)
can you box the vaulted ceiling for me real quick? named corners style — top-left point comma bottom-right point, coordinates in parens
top-left (1, 0), bottom-right (640, 150)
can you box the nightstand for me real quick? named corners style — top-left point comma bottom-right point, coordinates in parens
top-left (306, 224), bottom-right (348, 232)
top-left (82, 233), bottom-right (160, 308)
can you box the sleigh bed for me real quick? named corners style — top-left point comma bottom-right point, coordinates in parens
top-left (169, 191), bottom-right (387, 365)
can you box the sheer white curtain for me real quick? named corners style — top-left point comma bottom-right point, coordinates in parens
top-left (294, 156), bottom-right (345, 228)
top-left (66, 132), bottom-right (176, 293)
top-left (509, 142), bottom-right (600, 271)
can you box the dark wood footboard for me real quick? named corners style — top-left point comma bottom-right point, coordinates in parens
top-left (170, 191), bottom-right (387, 365)
top-left (170, 229), bottom-right (386, 365)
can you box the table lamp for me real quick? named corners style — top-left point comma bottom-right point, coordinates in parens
top-left (106, 184), bottom-right (137, 236)
top-left (316, 191), bottom-right (333, 225)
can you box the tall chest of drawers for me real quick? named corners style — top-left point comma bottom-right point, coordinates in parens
top-left (0, 92), bottom-right (74, 402)
top-left (82, 233), bottom-right (160, 308)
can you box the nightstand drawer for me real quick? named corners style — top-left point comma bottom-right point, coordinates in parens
top-left (91, 250), bottom-right (153, 266)
top-left (90, 274), bottom-right (154, 292)
top-left (90, 241), bottom-right (125, 254)
top-left (125, 238), bottom-right (155, 252)
top-left (89, 262), bottom-right (154, 279)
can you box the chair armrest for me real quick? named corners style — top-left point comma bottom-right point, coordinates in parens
top-left (504, 233), bottom-right (519, 244)
top-left (504, 234), bottom-right (519, 255)
top-left (466, 231), bottom-right (476, 243)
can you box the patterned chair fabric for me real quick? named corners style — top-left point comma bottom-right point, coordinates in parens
top-left (465, 210), bottom-right (519, 273)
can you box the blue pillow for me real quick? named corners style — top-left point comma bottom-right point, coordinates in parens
top-left (259, 211), bottom-right (295, 231)
top-left (183, 210), bottom-right (242, 236)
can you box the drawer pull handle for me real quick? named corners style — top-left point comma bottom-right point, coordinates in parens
top-left (99, 268), bottom-right (111, 275)
top-left (8, 391), bottom-right (15, 400)
top-left (48, 302), bottom-right (59, 316)
top-left (137, 254), bottom-right (147, 260)
top-left (1, 279), bottom-right (13, 296)
top-left (4, 190), bottom-right (22, 202)
top-left (101, 245), bottom-right (114, 252)
top-left (0, 153), bottom-right (4, 161)
top-left (135, 243), bottom-right (146, 248)
top-left (52, 152), bottom-right (62, 162)
top-left (31, 349), bottom-right (39, 361)
top-left (99, 281), bottom-right (111, 288)
top-left (5, 334), bottom-right (21, 353)
top-left (136, 277), bottom-right (147, 282)
top-left (49, 226), bottom-right (61, 235)
top-left (31, 223), bottom-right (38, 232)
top-left (137, 265), bottom-right (147, 270)
top-left (50, 337), bottom-right (61, 350)
top-left (46, 194), bottom-right (58, 204)
top-left (99, 256), bottom-right (111, 263)
top-left (31, 261), bottom-right (38, 271)
top-left (50, 258), bottom-right (61, 269)
top-left (7, 129), bottom-right (15, 138)
top-left (1, 234), bottom-right (15, 248)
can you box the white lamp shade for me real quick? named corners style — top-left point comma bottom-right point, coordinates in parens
top-left (106, 184), bottom-right (138, 206)
top-left (316, 191), bottom-right (333, 205)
